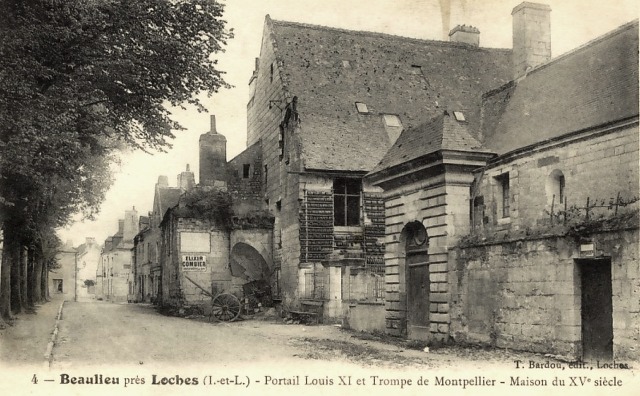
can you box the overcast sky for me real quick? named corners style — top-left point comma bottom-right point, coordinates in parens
top-left (57, 0), bottom-right (638, 246)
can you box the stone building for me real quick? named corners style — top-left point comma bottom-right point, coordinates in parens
top-left (51, 240), bottom-right (77, 300)
top-left (367, 4), bottom-right (639, 360)
top-left (96, 208), bottom-right (138, 302)
top-left (132, 177), bottom-right (183, 303)
top-left (75, 237), bottom-right (101, 297)
top-left (244, 10), bottom-right (513, 325)
top-left (156, 118), bottom-right (274, 312)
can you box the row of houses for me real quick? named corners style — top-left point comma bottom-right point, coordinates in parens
top-left (121, 2), bottom-right (637, 362)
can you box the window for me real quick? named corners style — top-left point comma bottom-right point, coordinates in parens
top-left (453, 111), bottom-right (466, 122)
top-left (264, 165), bottom-right (268, 184)
top-left (383, 114), bottom-right (403, 144)
top-left (278, 125), bottom-right (285, 160)
top-left (333, 178), bottom-right (361, 226)
top-left (243, 164), bottom-right (250, 178)
top-left (545, 169), bottom-right (566, 207)
top-left (270, 62), bottom-right (274, 83)
top-left (355, 102), bottom-right (369, 114)
top-left (472, 196), bottom-right (486, 229)
top-left (496, 173), bottom-right (510, 218)
top-left (383, 114), bottom-right (402, 127)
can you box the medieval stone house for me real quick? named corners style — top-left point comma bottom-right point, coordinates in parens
top-left (132, 117), bottom-right (274, 312)
top-left (367, 4), bottom-right (639, 361)
top-left (245, 12), bottom-right (513, 325)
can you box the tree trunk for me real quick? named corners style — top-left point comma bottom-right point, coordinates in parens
top-left (1, 227), bottom-right (15, 320)
top-left (43, 259), bottom-right (50, 301)
top-left (10, 240), bottom-right (22, 314)
top-left (27, 247), bottom-right (36, 307)
top-left (33, 250), bottom-right (43, 303)
top-left (19, 245), bottom-right (29, 310)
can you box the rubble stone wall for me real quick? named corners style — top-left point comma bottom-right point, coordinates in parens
top-left (449, 229), bottom-right (639, 360)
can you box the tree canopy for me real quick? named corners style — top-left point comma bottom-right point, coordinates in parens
top-left (0, 0), bottom-right (233, 321)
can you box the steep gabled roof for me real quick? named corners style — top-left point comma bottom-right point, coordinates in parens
top-left (371, 111), bottom-right (490, 174)
top-left (482, 20), bottom-right (639, 155)
top-left (155, 187), bottom-right (182, 219)
top-left (268, 18), bottom-right (512, 172)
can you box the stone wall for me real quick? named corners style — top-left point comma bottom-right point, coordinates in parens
top-left (227, 141), bottom-right (265, 215)
top-left (450, 228), bottom-right (639, 360)
top-left (382, 170), bottom-right (475, 339)
top-left (161, 216), bottom-right (232, 308)
top-left (246, 19), bottom-right (301, 302)
top-left (476, 124), bottom-right (639, 232)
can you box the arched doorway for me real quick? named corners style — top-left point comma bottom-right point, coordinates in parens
top-left (403, 221), bottom-right (430, 340)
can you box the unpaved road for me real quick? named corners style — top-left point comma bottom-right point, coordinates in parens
top-left (52, 300), bottom-right (572, 371)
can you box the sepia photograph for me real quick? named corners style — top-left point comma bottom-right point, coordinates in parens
top-left (0, 1), bottom-right (638, 395)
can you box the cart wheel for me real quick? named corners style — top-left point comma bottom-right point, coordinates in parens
top-left (210, 293), bottom-right (241, 322)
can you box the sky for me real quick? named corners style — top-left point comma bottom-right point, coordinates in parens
top-left (57, 0), bottom-right (638, 246)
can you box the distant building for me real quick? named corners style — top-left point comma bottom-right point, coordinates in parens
top-left (75, 237), bottom-right (101, 297)
top-left (51, 240), bottom-right (77, 301)
top-left (97, 209), bottom-right (139, 302)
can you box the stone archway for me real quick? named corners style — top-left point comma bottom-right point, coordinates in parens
top-left (229, 242), bottom-right (270, 282)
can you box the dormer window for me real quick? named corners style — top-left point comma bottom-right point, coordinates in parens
top-left (453, 111), bottom-right (466, 122)
top-left (382, 114), bottom-right (403, 144)
top-left (355, 102), bottom-right (369, 114)
top-left (383, 114), bottom-right (402, 127)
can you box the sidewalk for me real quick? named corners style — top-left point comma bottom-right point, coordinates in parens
top-left (0, 294), bottom-right (65, 367)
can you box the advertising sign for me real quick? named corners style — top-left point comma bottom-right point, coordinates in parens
top-left (182, 255), bottom-right (207, 272)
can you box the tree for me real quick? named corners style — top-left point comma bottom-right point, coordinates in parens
top-left (0, 0), bottom-right (233, 322)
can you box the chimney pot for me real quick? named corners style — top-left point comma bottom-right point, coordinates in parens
top-left (210, 115), bottom-right (217, 134)
top-left (449, 25), bottom-right (480, 47)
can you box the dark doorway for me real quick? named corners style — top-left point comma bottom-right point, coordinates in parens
top-left (404, 221), bottom-right (429, 340)
top-left (53, 279), bottom-right (63, 293)
top-left (579, 258), bottom-right (613, 361)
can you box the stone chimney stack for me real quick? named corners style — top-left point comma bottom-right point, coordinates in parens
top-left (512, 2), bottom-right (551, 79)
top-left (199, 114), bottom-right (227, 187)
top-left (117, 219), bottom-right (124, 235)
top-left (449, 25), bottom-right (480, 47)
top-left (177, 164), bottom-right (195, 191)
top-left (157, 175), bottom-right (169, 188)
top-left (123, 207), bottom-right (139, 243)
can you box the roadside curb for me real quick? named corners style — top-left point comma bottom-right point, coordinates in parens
top-left (44, 300), bottom-right (65, 369)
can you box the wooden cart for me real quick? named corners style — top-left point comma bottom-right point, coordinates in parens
top-left (184, 275), bottom-right (242, 322)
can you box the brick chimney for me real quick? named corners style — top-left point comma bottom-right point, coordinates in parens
top-left (512, 2), bottom-right (551, 79)
top-left (449, 25), bottom-right (480, 47)
top-left (177, 164), bottom-right (195, 191)
top-left (199, 115), bottom-right (227, 187)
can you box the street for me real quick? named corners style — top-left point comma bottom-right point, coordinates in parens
top-left (49, 300), bottom-right (549, 371)
top-left (2, 299), bottom-right (639, 396)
